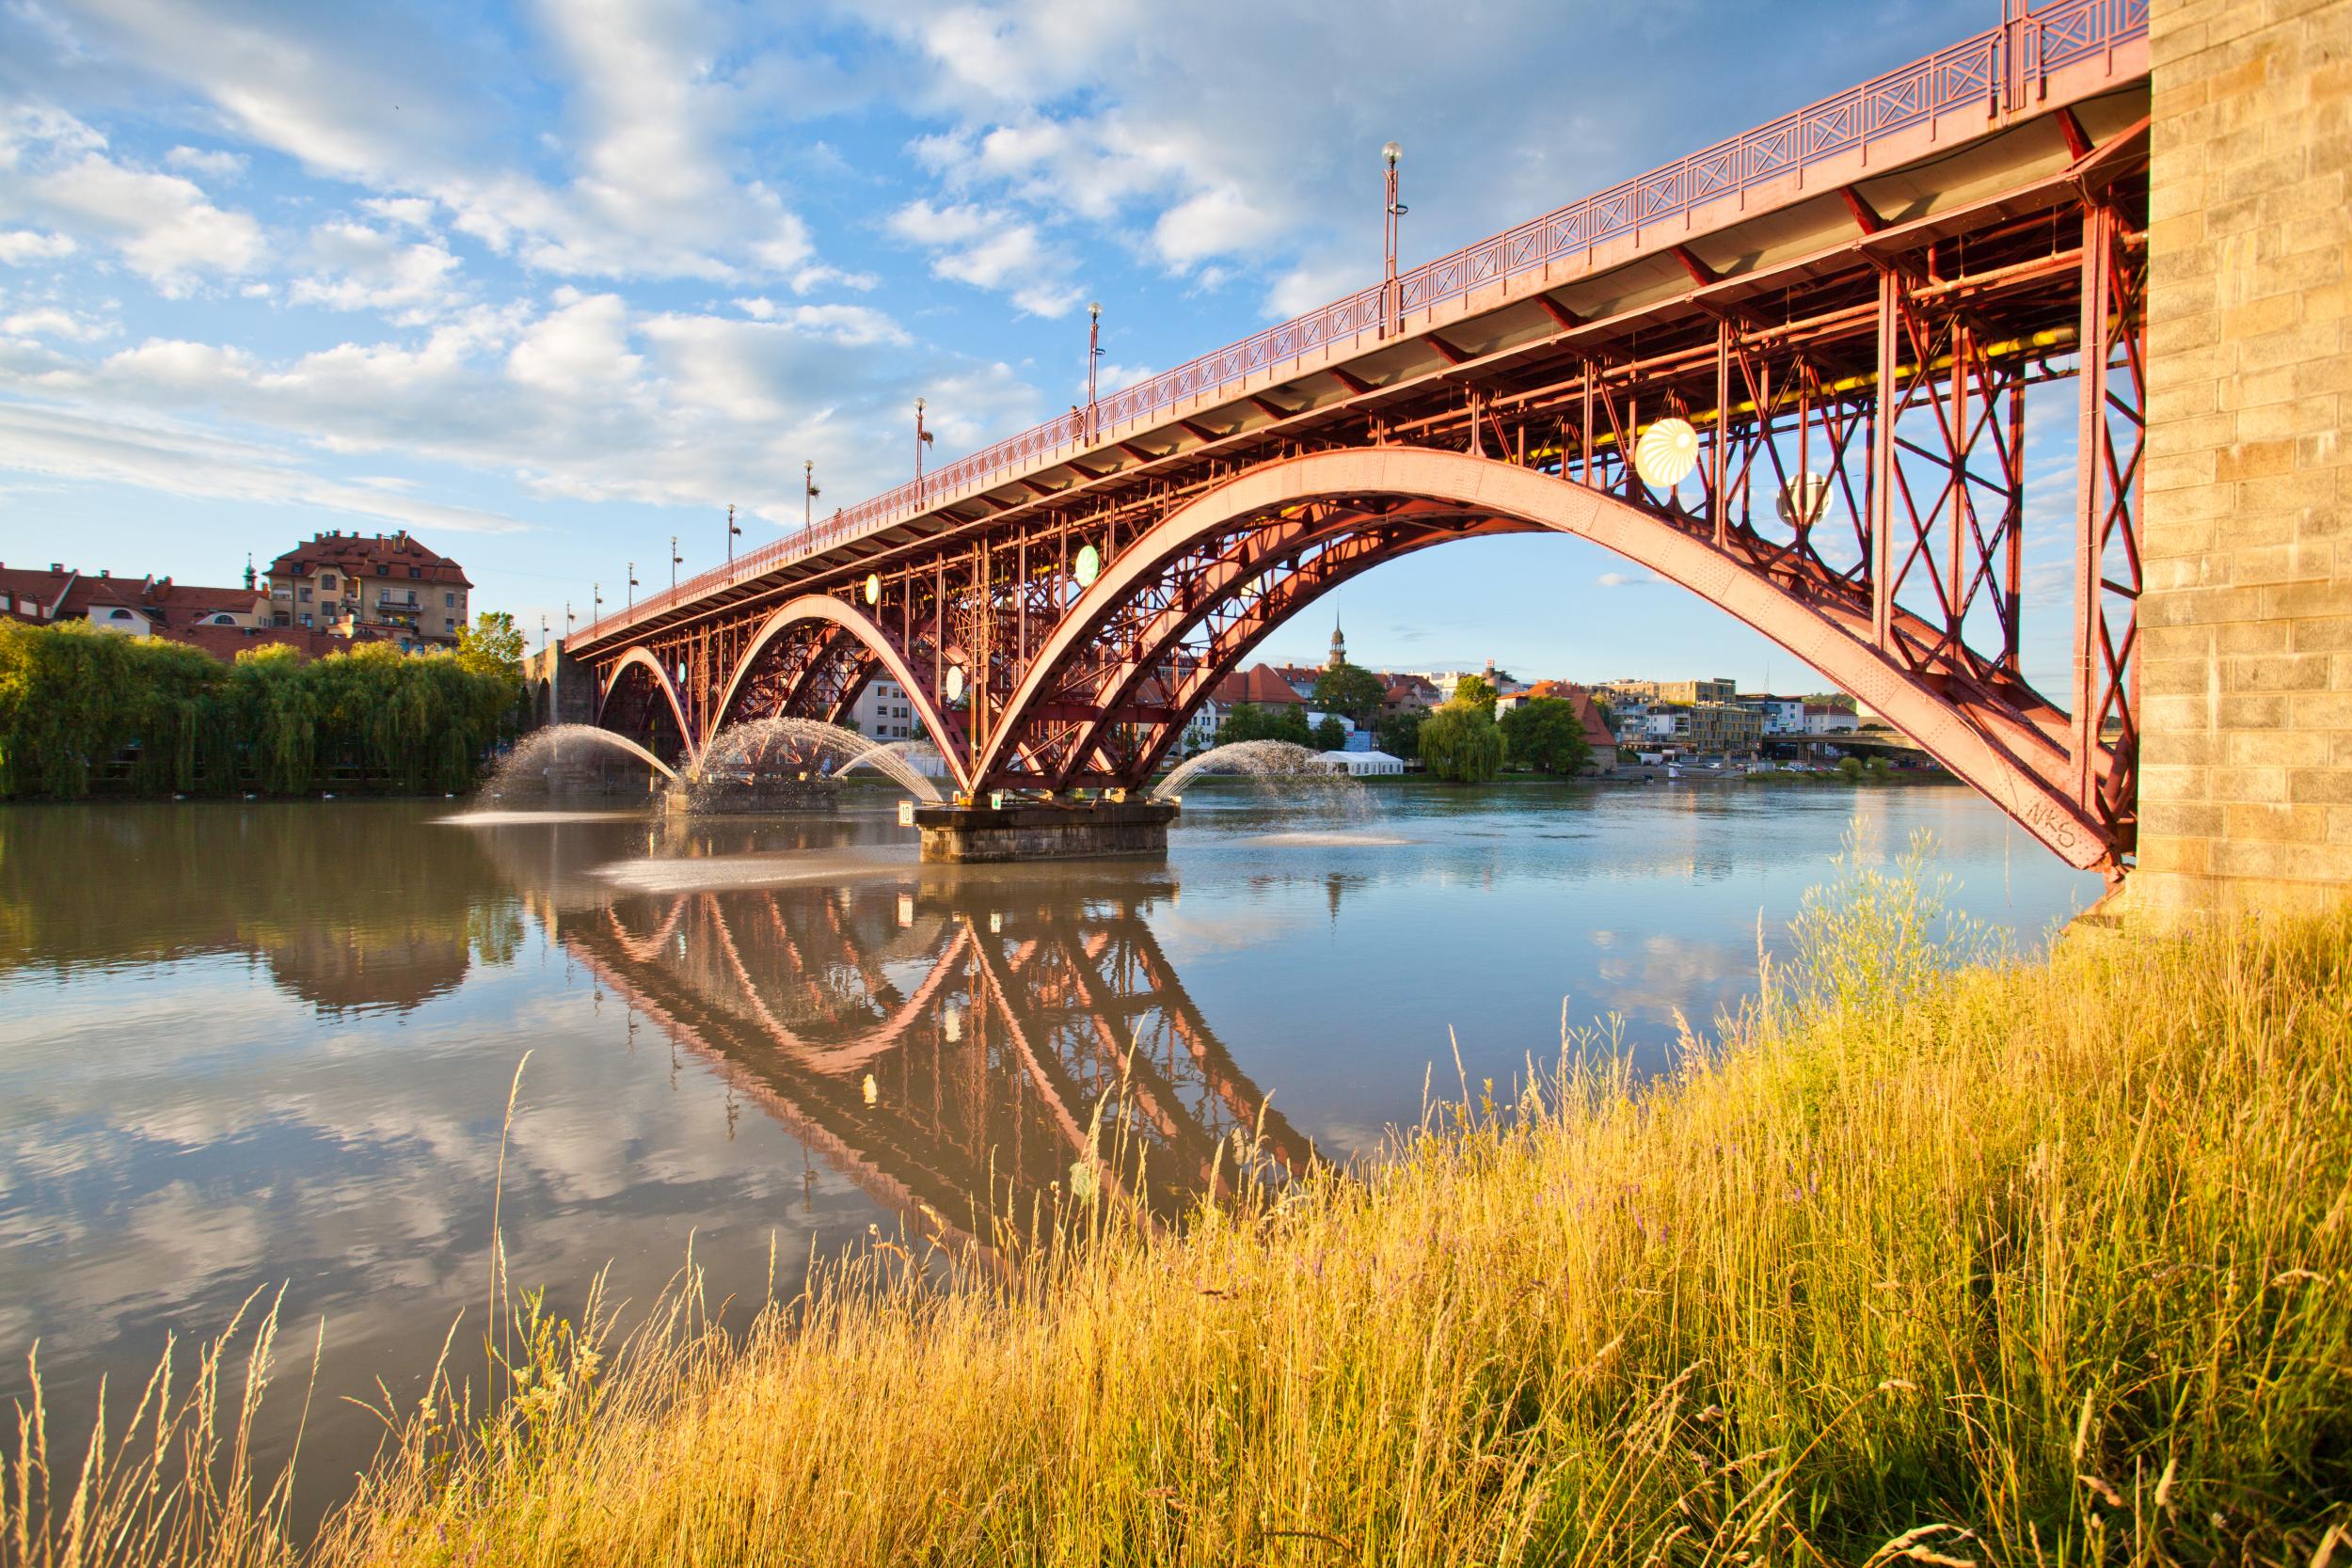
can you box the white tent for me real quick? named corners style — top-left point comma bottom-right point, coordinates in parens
top-left (1322, 748), bottom-right (1405, 776)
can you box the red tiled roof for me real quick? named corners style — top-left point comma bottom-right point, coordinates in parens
top-left (1571, 691), bottom-right (1616, 752)
top-left (53, 572), bottom-right (263, 625)
top-left (267, 529), bottom-right (472, 589)
top-left (1210, 663), bottom-right (1307, 706)
top-left (0, 565), bottom-right (73, 622)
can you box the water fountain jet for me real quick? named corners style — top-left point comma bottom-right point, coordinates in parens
top-left (682, 717), bottom-right (944, 813)
top-left (481, 724), bottom-right (680, 805)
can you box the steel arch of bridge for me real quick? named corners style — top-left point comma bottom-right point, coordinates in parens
top-left (980, 448), bottom-right (2116, 866)
top-left (577, 40), bottom-right (2147, 875)
top-left (594, 646), bottom-right (694, 767)
top-left (708, 596), bottom-right (973, 788)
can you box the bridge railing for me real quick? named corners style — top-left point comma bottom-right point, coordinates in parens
top-left (575, 0), bottom-right (2147, 648)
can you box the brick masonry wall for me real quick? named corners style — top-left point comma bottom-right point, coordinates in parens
top-left (2135, 0), bottom-right (2352, 917)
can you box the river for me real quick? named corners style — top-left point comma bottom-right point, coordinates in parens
top-left (0, 780), bottom-right (2098, 1520)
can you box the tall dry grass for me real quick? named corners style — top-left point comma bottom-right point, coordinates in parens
top-left (8, 850), bottom-right (2350, 1566)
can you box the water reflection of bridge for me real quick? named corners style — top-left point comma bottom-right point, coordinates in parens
top-left (559, 868), bottom-right (1315, 1257)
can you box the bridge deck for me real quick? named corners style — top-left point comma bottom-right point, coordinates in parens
top-left (572, 3), bottom-right (2149, 657)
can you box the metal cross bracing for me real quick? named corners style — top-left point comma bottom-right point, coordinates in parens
top-left (568, 879), bottom-right (1313, 1255)
top-left (580, 17), bottom-right (2149, 876)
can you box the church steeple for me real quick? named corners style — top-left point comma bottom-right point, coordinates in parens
top-left (1327, 610), bottom-right (1346, 670)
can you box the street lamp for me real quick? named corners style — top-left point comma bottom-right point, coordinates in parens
top-left (593, 583), bottom-right (603, 622)
top-left (539, 613), bottom-right (549, 655)
top-left (670, 534), bottom-right (682, 592)
top-left (1381, 140), bottom-right (1407, 338)
top-left (914, 397), bottom-right (934, 495)
top-left (564, 601), bottom-right (575, 636)
top-left (803, 460), bottom-right (820, 531)
top-left (725, 502), bottom-right (741, 563)
top-left (627, 562), bottom-right (639, 611)
top-left (1086, 301), bottom-right (1104, 440)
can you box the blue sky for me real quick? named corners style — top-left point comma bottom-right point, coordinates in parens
top-left (0, 0), bottom-right (2014, 690)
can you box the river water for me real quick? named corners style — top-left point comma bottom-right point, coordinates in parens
top-left (0, 782), bottom-right (2097, 1515)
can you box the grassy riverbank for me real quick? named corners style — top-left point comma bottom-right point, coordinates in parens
top-left (9, 857), bottom-right (2350, 1566)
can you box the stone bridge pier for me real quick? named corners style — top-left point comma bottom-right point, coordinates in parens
top-left (2134, 0), bottom-right (2352, 919)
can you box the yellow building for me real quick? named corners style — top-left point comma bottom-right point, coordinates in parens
top-left (1604, 676), bottom-right (1738, 707)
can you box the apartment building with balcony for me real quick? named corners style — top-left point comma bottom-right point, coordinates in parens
top-left (265, 530), bottom-right (471, 649)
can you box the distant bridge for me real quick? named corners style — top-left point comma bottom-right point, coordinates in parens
top-left (569, 2), bottom-right (2150, 878)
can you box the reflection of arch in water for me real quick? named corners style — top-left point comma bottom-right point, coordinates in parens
top-left (561, 879), bottom-right (1313, 1252)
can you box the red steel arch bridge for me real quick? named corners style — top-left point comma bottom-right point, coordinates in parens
top-left (569, 1), bottom-right (2151, 878)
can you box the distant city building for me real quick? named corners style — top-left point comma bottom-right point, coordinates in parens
top-left (1180, 700), bottom-right (1223, 753)
top-left (0, 561), bottom-right (270, 636)
top-left (1642, 701), bottom-right (1763, 756)
top-left (1603, 675), bottom-right (1738, 707)
top-left (848, 677), bottom-right (923, 742)
top-left (1212, 663), bottom-right (1310, 708)
top-left (1737, 694), bottom-right (1808, 736)
top-left (1422, 660), bottom-right (1525, 703)
top-left (266, 530), bottom-right (471, 649)
top-left (1379, 673), bottom-right (1442, 713)
top-left (1803, 703), bottom-right (1860, 736)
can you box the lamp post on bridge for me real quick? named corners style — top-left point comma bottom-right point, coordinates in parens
top-left (627, 562), bottom-right (638, 611)
top-left (1086, 300), bottom-right (1103, 442)
top-left (593, 583), bottom-right (603, 625)
top-left (803, 460), bottom-right (819, 531)
top-left (1382, 140), bottom-right (1407, 339)
top-left (914, 397), bottom-right (934, 497)
top-left (725, 502), bottom-right (740, 563)
top-left (564, 601), bottom-right (575, 640)
top-left (539, 613), bottom-right (549, 656)
top-left (670, 535), bottom-right (682, 593)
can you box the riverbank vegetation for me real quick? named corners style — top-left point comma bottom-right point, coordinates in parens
top-left (0, 619), bottom-right (520, 800)
top-left (7, 856), bottom-right (2348, 1565)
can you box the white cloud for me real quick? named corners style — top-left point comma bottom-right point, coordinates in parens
top-left (0, 109), bottom-right (264, 294)
top-left (7, 291), bottom-right (1039, 529)
top-left (0, 397), bottom-right (532, 534)
top-left (42, 0), bottom-right (819, 286)
top-left (163, 145), bottom-right (246, 181)
top-left (0, 230), bottom-right (77, 264)
top-left (1597, 571), bottom-right (1661, 588)
top-left (1264, 260), bottom-right (1360, 319)
top-left (1089, 361), bottom-right (1154, 397)
top-left (886, 199), bottom-right (1080, 317)
top-left (360, 197), bottom-right (437, 230)
top-left (506, 291), bottom-right (641, 394)
top-left (784, 262), bottom-right (878, 295)
top-left (289, 219), bottom-right (462, 319)
top-left (2, 306), bottom-right (112, 341)
top-left (1152, 184), bottom-right (1279, 273)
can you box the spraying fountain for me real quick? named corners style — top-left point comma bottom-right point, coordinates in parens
top-left (482, 724), bottom-right (680, 803)
top-left (678, 717), bottom-right (945, 814)
top-left (836, 736), bottom-right (947, 804)
top-left (1153, 739), bottom-right (1370, 816)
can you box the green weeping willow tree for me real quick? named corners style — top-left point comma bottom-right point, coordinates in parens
top-left (1417, 698), bottom-right (1505, 783)
top-left (0, 621), bottom-right (519, 799)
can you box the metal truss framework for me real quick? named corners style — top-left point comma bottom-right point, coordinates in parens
top-left (585, 120), bottom-right (2146, 876)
